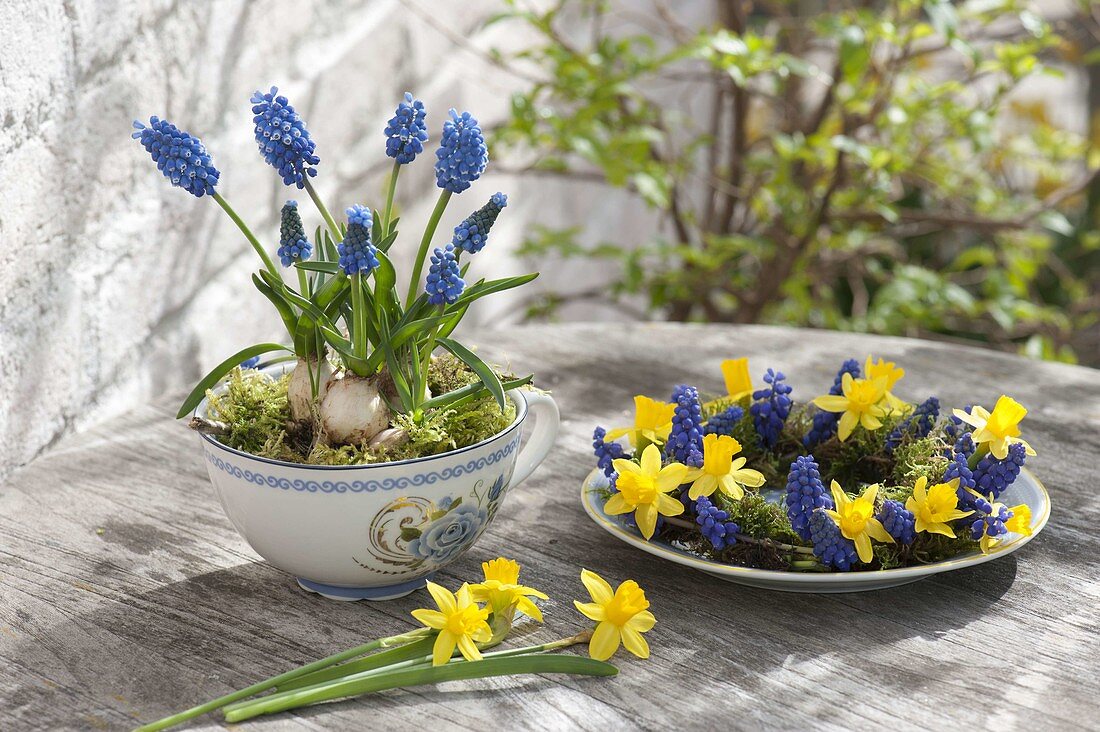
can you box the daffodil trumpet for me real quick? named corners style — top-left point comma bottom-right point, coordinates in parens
top-left (590, 356), bottom-right (1038, 574)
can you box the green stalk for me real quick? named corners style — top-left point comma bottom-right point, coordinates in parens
top-left (212, 192), bottom-right (280, 279)
top-left (276, 636), bottom-right (436, 692)
top-left (405, 189), bottom-right (452, 308)
top-left (303, 177), bottom-right (341, 240)
top-left (297, 263), bottom-right (311, 299)
top-left (134, 628), bottom-right (431, 732)
top-left (350, 272), bottom-right (366, 359)
top-left (224, 644), bottom-right (613, 723)
top-left (382, 160), bottom-right (401, 234)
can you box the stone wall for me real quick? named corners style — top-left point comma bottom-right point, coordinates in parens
top-left (0, 0), bottom-right (660, 478)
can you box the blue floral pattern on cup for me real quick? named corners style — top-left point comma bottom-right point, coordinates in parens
top-left (407, 502), bottom-right (487, 564)
top-left (358, 472), bottom-right (511, 571)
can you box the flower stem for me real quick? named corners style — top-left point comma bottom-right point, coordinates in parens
top-left (224, 636), bottom-right (609, 723)
top-left (132, 628), bottom-right (431, 732)
top-left (382, 160), bottom-right (401, 234)
top-left (212, 192), bottom-right (280, 280)
top-left (405, 189), bottom-right (452, 308)
top-left (303, 177), bottom-right (341, 241)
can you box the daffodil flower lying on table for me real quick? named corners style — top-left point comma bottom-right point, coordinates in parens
top-left (590, 355), bottom-right (1039, 574)
top-left (133, 561), bottom-right (653, 731)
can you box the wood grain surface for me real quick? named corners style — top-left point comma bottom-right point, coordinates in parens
top-left (2, 324), bottom-right (1097, 731)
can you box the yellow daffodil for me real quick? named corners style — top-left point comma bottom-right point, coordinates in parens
top-left (605, 395), bottom-right (676, 449)
top-left (953, 395), bottom-right (1036, 460)
top-left (410, 582), bottom-right (492, 666)
top-left (811, 373), bottom-right (889, 441)
top-left (824, 481), bottom-right (894, 563)
top-left (905, 476), bottom-right (973, 538)
top-left (864, 356), bottom-right (909, 414)
top-left (573, 569), bottom-right (655, 661)
top-left (469, 557), bottom-right (548, 622)
top-left (1004, 504), bottom-right (1033, 537)
top-left (704, 357), bottom-right (755, 411)
top-left (721, 357), bottom-right (755, 401)
top-left (606, 444), bottom-right (688, 539)
top-left (682, 434), bottom-right (765, 501)
top-left (965, 489), bottom-right (1035, 554)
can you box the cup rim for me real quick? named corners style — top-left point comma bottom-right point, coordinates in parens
top-left (198, 383), bottom-right (529, 472)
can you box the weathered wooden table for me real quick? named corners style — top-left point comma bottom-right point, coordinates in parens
top-left (3, 324), bottom-right (1098, 730)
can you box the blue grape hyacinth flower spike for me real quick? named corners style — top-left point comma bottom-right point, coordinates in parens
top-left (434, 109), bottom-right (488, 194)
top-left (131, 116), bottom-right (220, 198)
top-left (250, 86), bottom-right (320, 188)
top-left (384, 92), bottom-right (429, 165)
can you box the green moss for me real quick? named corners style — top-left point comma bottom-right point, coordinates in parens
top-left (205, 358), bottom-right (518, 466)
top-left (718, 491), bottom-right (804, 546)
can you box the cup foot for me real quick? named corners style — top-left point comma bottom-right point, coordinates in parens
top-left (296, 574), bottom-right (434, 602)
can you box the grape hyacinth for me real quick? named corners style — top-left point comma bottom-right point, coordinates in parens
top-left (435, 109), bottom-right (488, 194)
top-left (592, 426), bottom-right (626, 479)
top-left (808, 510), bottom-right (857, 571)
top-left (453, 193), bottom-right (508, 255)
top-left (277, 201), bottom-right (312, 266)
top-left (884, 396), bottom-right (940, 454)
top-left (666, 385), bottom-right (705, 465)
top-left (131, 117), bottom-right (220, 198)
top-left (750, 369), bottom-right (793, 450)
top-left (695, 496), bottom-right (740, 551)
top-left (803, 359), bottom-right (861, 449)
top-left (972, 442), bottom-right (1027, 500)
top-left (944, 405), bottom-right (973, 440)
top-left (954, 432), bottom-right (976, 459)
top-left (337, 205), bottom-right (379, 275)
top-left (425, 244), bottom-right (465, 305)
top-left (785, 456), bottom-right (832, 542)
top-left (384, 92), bottom-right (429, 165)
top-left (879, 499), bottom-right (916, 545)
top-left (250, 87), bottom-right (320, 188)
top-left (943, 450), bottom-right (979, 509)
top-left (966, 501), bottom-right (1012, 545)
top-left (703, 405), bottom-right (743, 437)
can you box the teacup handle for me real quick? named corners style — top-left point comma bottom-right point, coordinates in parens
top-left (509, 391), bottom-right (560, 488)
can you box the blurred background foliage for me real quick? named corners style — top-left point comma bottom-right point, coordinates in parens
top-left (490, 0), bottom-right (1100, 364)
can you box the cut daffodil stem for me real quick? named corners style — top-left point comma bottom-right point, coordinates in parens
top-left (133, 628), bottom-right (431, 732)
top-left (223, 653), bottom-right (616, 723)
top-left (302, 177), bottom-right (342, 241)
top-left (212, 192), bottom-right (281, 279)
top-left (223, 632), bottom-right (595, 719)
top-left (405, 189), bottom-right (452, 308)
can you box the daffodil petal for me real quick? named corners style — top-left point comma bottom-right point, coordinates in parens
top-left (627, 609), bottom-right (657, 632)
top-left (433, 630), bottom-right (457, 666)
top-left (854, 534), bottom-right (873, 563)
top-left (604, 494), bottom-right (631, 515)
top-left (640, 444), bottom-right (662, 475)
top-left (689, 475), bottom-right (717, 500)
top-left (656, 492), bottom-right (685, 516)
top-left (837, 411), bottom-right (858, 441)
top-left (613, 458), bottom-right (641, 475)
top-left (425, 581), bottom-right (456, 614)
top-left (732, 468), bottom-right (766, 488)
top-left (636, 504), bottom-right (658, 539)
top-left (718, 474), bottom-right (744, 500)
top-left (517, 597), bottom-right (544, 622)
top-left (580, 569), bottom-right (614, 604)
top-left (573, 600), bottom-right (607, 621)
top-left (866, 518), bottom-right (894, 543)
top-left (410, 609), bottom-right (447, 630)
top-left (620, 627), bottom-right (650, 659)
top-left (813, 395), bottom-right (849, 412)
top-left (457, 635), bottom-right (483, 662)
top-left (589, 621), bottom-right (621, 661)
top-left (656, 463), bottom-right (689, 492)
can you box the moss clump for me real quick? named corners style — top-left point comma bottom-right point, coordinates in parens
top-left (717, 491), bottom-right (804, 546)
top-left (204, 357), bottom-right (518, 466)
